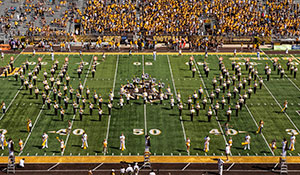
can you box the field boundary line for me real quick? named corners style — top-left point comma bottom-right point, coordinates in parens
top-left (19, 55), bottom-right (64, 156)
top-left (47, 163), bottom-right (59, 171)
top-left (193, 56), bottom-right (229, 153)
top-left (245, 105), bottom-right (274, 155)
top-left (63, 55), bottom-right (94, 155)
top-left (105, 55), bottom-right (119, 142)
top-left (0, 51), bottom-right (31, 120)
top-left (167, 55), bottom-right (187, 141)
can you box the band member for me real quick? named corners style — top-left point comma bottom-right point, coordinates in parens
top-left (170, 95), bottom-right (174, 109)
top-left (81, 132), bottom-right (88, 149)
top-left (64, 95), bottom-right (69, 109)
top-left (93, 91), bottom-right (98, 104)
top-left (1, 101), bottom-right (5, 114)
top-left (67, 120), bottom-right (72, 133)
top-left (103, 139), bottom-right (108, 154)
top-left (192, 91), bottom-right (198, 104)
top-left (60, 107), bottom-right (65, 121)
top-left (282, 138), bottom-right (288, 157)
top-left (98, 95), bottom-right (103, 108)
top-left (190, 106), bottom-right (195, 121)
top-left (89, 102), bottom-right (94, 115)
top-left (27, 119), bottom-right (32, 132)
top-left (198, 86), bottom-right (203, 99)
top-left (195, 101), bottom-right (200, 116)
top-left (192, 67), bottom-right (196, 78)
top-left (221, 96), bottom-right (225, 109)
top-left (69, 86), bottom-right (74, 100)
top-left (98, 107), bottom-right (103, 121)
top-left (35, 86), bottom-right (39, 99)
top-left (46, 97), bottom-right (51, 110)
top-left (204, 136), bottom-right (210, 152)
top-left (235, 102), bottom-right (240, 117)
top-left (120, 133), bottom-right (126, 151)
top-left (210, 91), bottom-right (215, 104)
top-left (42, 132), bottom-right (48, 149)
top-left (207, 107), bottom-right (212, 122)
top-left (108, 101), bottom-right (112, 116)
top-left (256, 120), bottom-right (264, 134)
top-left (281, 100), bottom-right (288, 113)
top-left (270, 140), bottom-right (277, 151)
top-left (289, 134), bottom-right (296, 151)
top-left (72, 101), bottom-right (78, 114)
top-left (226, 107), bottom-right (232, 122)
top-left (242, 134), bottom-right (251, 150)
top-left (187, 96), bottom-right (192, 110)
top-left (57, 137), bottom-right (65, 154)
top-left (225, 143), bottom-right (231, 161)
top-left (186, 137), bottom-right (191, 153)
top-left (19, 139), bottom-right (23, 151)
top-left (202, 96), bottom-right (207, 110)
top-left (0, 131), bottom-right (5, 149)
top-left (178, 102), bottom-right (183, 116)
top-left (86, 87), bottom-right (90, 99)
top-left (109, 90), bottom-right (114, 102)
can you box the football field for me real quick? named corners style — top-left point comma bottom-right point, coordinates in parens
top-left (0, 52), bottom-right (300, 157)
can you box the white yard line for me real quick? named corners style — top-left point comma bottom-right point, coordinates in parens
top-left (167, 55), bottom-right (187, 141)
top-left (105, 55), bottom-right (119, 141)
top-left (47, 163), bottom-right (60, 171)
top-left (63, 55), bottom-right (94, 155)
top-left (181, 163), bottom-right (190, 171)
top-left (0, 52), bottom-right (36, 120)
top-left (19, 55), bottom-right (63, 156)
top-left (92, 163), bottom-right (103, 171)
top-left (192, 57), bottom-right (229, 154)
top-left (142, 55), bottom-right (148, 134)
top-left (226, 163), bottom-right (235, 171)
top-left (245, 105), bottom-right (274, 156)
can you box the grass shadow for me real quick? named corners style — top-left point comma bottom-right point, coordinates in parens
top-left (19, 130), bottom-right (28, 133)
top-left (109, 146), bottom-right (119, 150)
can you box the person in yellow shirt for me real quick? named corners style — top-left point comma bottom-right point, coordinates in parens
top-left (186, 137), bottom-right (191, 153)
top-left (19, 139), bottom-right (23, 151)
top-left (103, 139), bottom-right (108, 154)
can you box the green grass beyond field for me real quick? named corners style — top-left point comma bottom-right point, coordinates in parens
top-left (0, 53), bottom-right (300, 157)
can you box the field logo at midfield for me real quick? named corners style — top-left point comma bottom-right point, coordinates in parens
top-left (133, 129), bottom-right (161, 136)
top-left (48, 128), bottom-right (85, 136)
top-left (133, 62), bottom-right (141, 66)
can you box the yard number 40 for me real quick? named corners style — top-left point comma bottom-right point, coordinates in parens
top-left (133, 129), bottom-right (161, 136)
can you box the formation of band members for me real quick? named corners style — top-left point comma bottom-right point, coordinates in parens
top-left (0, 52), bottom-right (298, 155)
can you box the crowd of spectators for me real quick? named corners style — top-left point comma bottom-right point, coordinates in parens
top-left (76, 0), bottom-right (300, 38)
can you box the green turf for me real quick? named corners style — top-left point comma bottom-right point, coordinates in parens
top-left (0, 53), bottom-right (299, 156)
